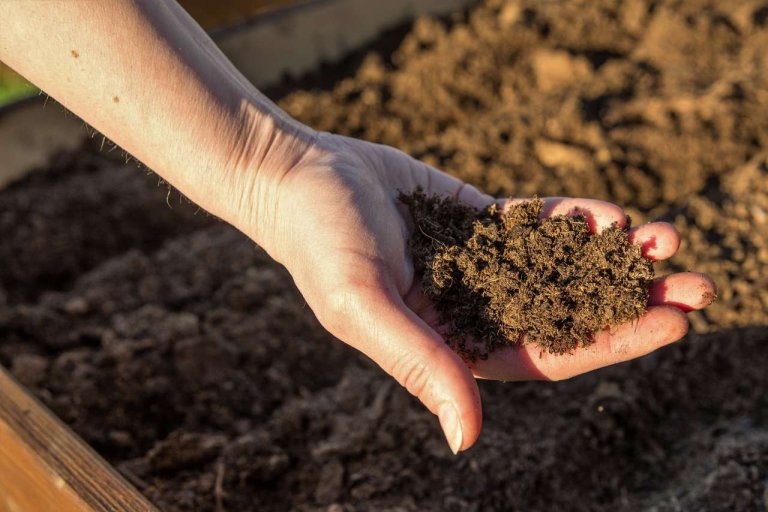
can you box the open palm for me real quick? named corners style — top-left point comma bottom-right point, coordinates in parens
top-left (257, 132), bottom-right (715, 453)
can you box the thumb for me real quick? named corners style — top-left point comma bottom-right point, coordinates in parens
top-left (316, 278), bottom-right (482, 454)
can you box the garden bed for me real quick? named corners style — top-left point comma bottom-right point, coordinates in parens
top-left (2, 0), bottom-right (768, 510)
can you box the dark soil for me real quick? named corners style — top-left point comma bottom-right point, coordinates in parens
top-left (2, 1), bottom-right (768, 511)
top-left (401, 191), bottom-right (652, 356)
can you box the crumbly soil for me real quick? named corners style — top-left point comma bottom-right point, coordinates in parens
top-left (2, 1), bottom-right (768, 511)
top-left (401, 191), bottom-right (652, 356)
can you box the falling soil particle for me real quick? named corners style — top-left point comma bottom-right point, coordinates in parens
top-left (401, 190), bottom-right (653, 357)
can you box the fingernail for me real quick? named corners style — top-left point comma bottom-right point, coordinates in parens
top-left (438, 402), bottom-right (463, 455)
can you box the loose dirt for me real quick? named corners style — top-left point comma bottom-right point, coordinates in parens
top-left (2, 1), bottom-right (768, 511)
top-left (401, 191), bottom-right (652, 356)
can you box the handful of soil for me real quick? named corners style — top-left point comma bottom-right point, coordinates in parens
top-left (401, 190), bottom-right (654, 358)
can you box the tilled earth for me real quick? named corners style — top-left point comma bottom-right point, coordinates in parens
top-left (1, 1), bottom-right (768, 510)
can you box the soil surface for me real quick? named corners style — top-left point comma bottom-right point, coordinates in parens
top-left (2, 1), bottom-right (768, 511)
top-left (402, 191), bottom-right (652, 356)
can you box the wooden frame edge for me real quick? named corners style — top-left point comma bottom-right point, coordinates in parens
top-left (0, 367), bottom-right (158, 512)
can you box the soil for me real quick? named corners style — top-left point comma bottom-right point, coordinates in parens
top-left (2, 0), bottom-right (768, 511)
top-left (401, 191), bottom-right (652, 356)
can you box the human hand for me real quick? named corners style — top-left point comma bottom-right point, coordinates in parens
top-left (234, 130), bottom-right (715, 454)
top-left (0, 0), bottom-right (715, 456)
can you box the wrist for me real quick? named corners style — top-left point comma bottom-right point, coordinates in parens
top-left (217, 98), bottom-right (318, 249)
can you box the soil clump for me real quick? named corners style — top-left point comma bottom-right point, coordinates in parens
top-left (402, 191), bottom-right (652, 356)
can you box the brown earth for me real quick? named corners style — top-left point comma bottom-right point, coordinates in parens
top-left (2, 0), bottom-right (768, 511)
top-left (402, 191), bottom-right (653, 357)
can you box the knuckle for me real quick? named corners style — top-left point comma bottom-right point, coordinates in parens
top-left (547, 371), bottom-right (572, 383)
top-left (316, 278), bottom-right (380, 337)
top-left (392, 354), bottom-right (431, 398)
top-left (530, 350), bottom-right (575, 382)
top-left (389, 345), bottom-right (439, 400)
top-left (543, 363), bottom-right (576, 382)
top-left (317, 288), bottom-right (360, 335)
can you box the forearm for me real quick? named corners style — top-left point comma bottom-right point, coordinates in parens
top-left (0, 0), bottom-right (313, 228)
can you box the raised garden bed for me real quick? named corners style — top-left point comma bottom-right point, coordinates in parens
top-left (2, 1), bottom-right (768, 511)
top-left (0, 367), bottom-right (156, 512)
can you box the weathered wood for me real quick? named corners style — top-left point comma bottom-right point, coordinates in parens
top-left (179, 0), bottom-right (301, 30)
top-left (0, 367), bottom-right (158, 512)
top-left (216, 0), bottom-right (476, 87)
top-left (0, 103), bottom-right (84, 190)
top-left (0, 0), bottom-right (298, 94)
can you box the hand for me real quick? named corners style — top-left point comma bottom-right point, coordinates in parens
top-left (238, 130), bottom-right (715, 454)
top-left (0, 0), bottom-right (714, 456)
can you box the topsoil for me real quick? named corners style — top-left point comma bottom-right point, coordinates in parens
top-left (402, 191), bottom-right (653, 356)
top-left (1, 0), bottom-right (768, 510)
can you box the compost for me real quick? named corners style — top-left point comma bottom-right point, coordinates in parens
top-left (2, 0), bottom-right (768, 510)
top-left (401, 191), bottom-right (653, 356)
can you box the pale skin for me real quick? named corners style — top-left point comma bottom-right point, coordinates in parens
top-left (0, 1), bottom-right (716, 454)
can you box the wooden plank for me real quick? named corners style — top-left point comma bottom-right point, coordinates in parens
top-left (0, 367), bottom-right (158, 512)
top-left (217, 0), bottom-right (476, 88)
top-left (0, 103), bottom-right (85, 190)
top-left (0, 0), bottom-right (301, 105)
top-left (178, 0), bottom-right (301, 30)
